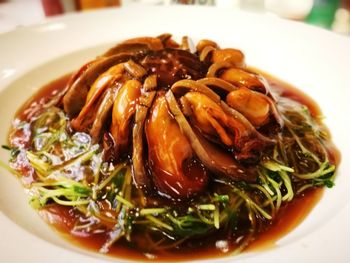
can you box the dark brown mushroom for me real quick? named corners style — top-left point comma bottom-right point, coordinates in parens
top-left (90, 87), bottom-right (118, 143)
top-left (140, 49), bottom-right (206, 87)
top-left (219, 68), bottom-right (268, 95)
top-left (132, 91), bottom-right (156, 189)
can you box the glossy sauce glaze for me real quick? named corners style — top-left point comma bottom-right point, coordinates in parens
top-left (38, 187), bottom-right (323, 261)
top-left (8, 71), bottom-right (339, 261)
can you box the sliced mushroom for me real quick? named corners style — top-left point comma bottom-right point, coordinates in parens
top-left (70, 92), bottom-right (104, 134)
top-left (196, 39), bottom-right (219, 53)
top-left (197, 77), bottom-right (239, 95)
top-left (62, 35), bottom-right (283, 196)
top-left (220, 101), bottom-right (276, 161)
top-left (165, 90), bottom-right (258, 182)
top-left (146, 93), bottom-right (208, 199)
top-left (171, 79), bottom-right (220, 102)
top-left (90, 87), bottom-right (119, 143)
top-left (70, 64), bottom-right (125, 133)
top-left (173, 49), bottom-right (206, 78)
top-left (63, 53), bottom-right (136, 117)
top-left (86, 63), bottom-right (124, 102)
top-left (181, 91), bottom-right (274, 162)
top-left (182, 92), bottom-right (244, 145)
top-left (140, 49), bottom-right (205, 87)
top-left (212, 48), bottom-right (245, 68)
top-left (194, 129), bottom-right (257, 182)
top-left (110, 80), bottom-right (142, 157)
top-left (132, 91), bottom-right (156, 189)
top-left (199, 45), bottom-right (216, 62)
top-left (181, 36), bottom-right (196, 53)
top-left (103, 37), bottom-right (164, 57)
top-left (206, 61), bottom-right (233, 78)
top-left (219, 68), bottom-right (268, 94)
top-left (143, 74), bottom-right (158, 92)
top-left (157, 33), bottom-right (180, 49)
top-left (124, 60), bottom-right (147, 79)
top-left (157, 33), bottom-right (172, 44)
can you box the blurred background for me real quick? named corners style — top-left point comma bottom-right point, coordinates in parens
top-left (0, 0), bottom-right (349, 35)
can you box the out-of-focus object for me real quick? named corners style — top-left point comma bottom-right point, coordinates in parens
top-left (332, 8), bottom-right (350, 33)
top-left (265, 0), bottom-right (314, 20)
top-left (344, 0), bottom-right (350, 9)
top-left (167, 0), bottom-right (215, 5)
top-left (41, 0), bottom-right (64, 16)
top-left (332, 0), bottom-right (350, 34)
top-left (41, 0), bottom-right (77, 16)
top-left (78, 0), bottom-right (120, 10)
top-left (215, 0), bottom-right (239, 8)
top-left (0, 0), bottom-right (45, 32)
top-left (41, 0), bottom-right (121, 17)
top-left (306, 0), bottom-right (341, 28)
top-left (239, 0), bottom-right (265, 12)
top-left (123, 0), bottom-right (164, 5)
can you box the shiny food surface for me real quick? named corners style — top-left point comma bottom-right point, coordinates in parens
top-left (6, 35), bottom-right (339, 261)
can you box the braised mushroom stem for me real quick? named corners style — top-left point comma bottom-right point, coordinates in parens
top-left (211, 48), bottom-right (245, 68)
top-left (197, 77), bottom-right (239, 94)
top-left (90, 87), bottom-right (118, 143)
top-left (171, 79), bottom-right (220, 102)
top-left (132, 91), bottom-right (156, 189)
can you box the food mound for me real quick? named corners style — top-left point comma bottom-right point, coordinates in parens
top-left (63, 34), bottom-right (282, 199)
top-left (7, 34), bottom-right (338, 260)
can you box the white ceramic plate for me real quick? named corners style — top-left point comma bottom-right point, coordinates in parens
top-left (1, 6), bottom-right (350, 263)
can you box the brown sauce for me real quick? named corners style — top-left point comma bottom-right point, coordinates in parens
top-left (9, 71), bottom-right (340, 261)
top-left (14, 74), bottom-right (71, 122)
top-left (38, 187), bottom-right (323, 261)
top-left (253, 68), bottom-right (322, 118)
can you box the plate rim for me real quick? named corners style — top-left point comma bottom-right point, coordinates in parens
top-left (1, 5), bottom-right (350, 263)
